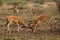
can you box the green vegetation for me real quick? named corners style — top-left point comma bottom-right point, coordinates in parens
top-left (0, 0), bottom-right (3, 6)
top-left (6, 0), bottom-right (27, 4)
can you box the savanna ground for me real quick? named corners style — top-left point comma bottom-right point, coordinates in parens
top-left (0, 0), bottom-right (60, 40)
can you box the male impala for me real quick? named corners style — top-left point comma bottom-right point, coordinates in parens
top-left (6, 15), bottom-right (27, 32)
top-left (30, 14), bottom-right (51, 32)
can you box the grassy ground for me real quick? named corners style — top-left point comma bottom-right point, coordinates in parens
top-left (0, 31), bottom-right (60, 40)
top-left (0, 0), bottom-right (60, 40)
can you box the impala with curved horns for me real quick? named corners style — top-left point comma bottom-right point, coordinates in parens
top-left (30, 14), bottom-right (52, 33)
top-left (6, 15), bottom-right (27, 32)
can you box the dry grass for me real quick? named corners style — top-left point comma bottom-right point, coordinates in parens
top-left (0, 1), bottom-right (60, 40)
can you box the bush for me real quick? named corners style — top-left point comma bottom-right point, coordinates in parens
top-left (7, 0), bottom-right (27, 4)
top-left (35, 0), bottom-right (44, 4)
top-left (0, 0), bottom-right (3, 6)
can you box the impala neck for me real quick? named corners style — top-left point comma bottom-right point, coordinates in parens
top-left (18, 21), bottom-right (27, 27)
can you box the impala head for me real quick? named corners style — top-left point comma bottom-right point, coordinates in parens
top-left (28, 20), bottom-right (36, 27)
top-left (18, 21), bottom-right (28, 28)
top-left (22, 24), bottom-right (28, 28)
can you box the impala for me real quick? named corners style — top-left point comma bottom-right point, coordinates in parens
top-left (6, 15), bottom-right (27, 32)
top-left (30, 14), bottom-right (51, 32)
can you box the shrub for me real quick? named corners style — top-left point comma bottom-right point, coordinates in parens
top-left (0, 0), bottom-right (3, 6)
top-left (7, 0), bottom-right (27, 4)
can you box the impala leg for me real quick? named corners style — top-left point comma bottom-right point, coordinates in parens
top-left (46, 20), bottom-right (50, 25)
top-left (16, 22), bottom-right (20, 32)
top-left (33, 21), bottom-right (41, 33)
top-left (7, 21), bottom-right (12, 32)
top-left (46, 20), bottom-right (52, 32)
